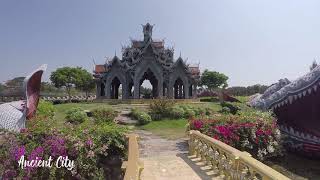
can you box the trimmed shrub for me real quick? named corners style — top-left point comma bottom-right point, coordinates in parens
top-left (91, 107), bottom-right (117, 123)
top-left (36, 100), bottom-right (55, 118)
top-left (130, 109), bottom-right (152, 125)
top-left (65, 107), bottom-right (87, 124)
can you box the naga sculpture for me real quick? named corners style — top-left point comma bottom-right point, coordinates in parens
top-left (249, 78), bottom-right (291, 110)
top-left (249, 67), bottom-right (320, 156)
top-left (0, 65), bottom-right (47, 132)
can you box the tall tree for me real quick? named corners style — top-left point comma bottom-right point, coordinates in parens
top-left (200, 69), bottom-right (229, 90)
top-left (75, 68), bottom-right (95, 100)
top-left (50, 67), bottom-right (95, 100)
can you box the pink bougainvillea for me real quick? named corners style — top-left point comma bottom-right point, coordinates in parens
top-left (189, 118), bottom-right (282, 160)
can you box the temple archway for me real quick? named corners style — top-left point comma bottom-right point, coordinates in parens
top-left (163, 82), bottom-right (168, 97)
top-left (174, 78), bottom-right (185, 99)
top-left (110, 77), bottom-right (122, 99)
top-left (139, 69), bottom-right (158, 99)
top-left (189, 84), bottom-right (193, 97)
top-left (100, 81), bottom-right (105, 96)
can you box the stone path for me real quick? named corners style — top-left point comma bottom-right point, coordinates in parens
top-left (134, 130), bottom-right (222, 180)
top-left (115, 109), bottom-right (137, 125)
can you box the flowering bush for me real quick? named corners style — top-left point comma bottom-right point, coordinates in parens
top-left (149, 99), bottom-right (175, 120)
top-left (189, 116), bottom-right (283, 160)
top-left (91, 107), bottom-right (118, 123)
top-left (0, 113), bottom-right (127, 179)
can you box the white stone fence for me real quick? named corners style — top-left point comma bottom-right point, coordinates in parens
top-left (41, 95), bottom-right (97, 103)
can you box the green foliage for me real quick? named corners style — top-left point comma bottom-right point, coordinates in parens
top-left (130, 109), bottom-right (152, 125)
top-left (170, 106), bottom-right (185, 119)
top-left (91, 107), bottom-right (117, 123)
top-left (50, 67), bottom-right (95, 99)
top-left (200, 69), bottom-right (228, 90)
top-left (0, 115), bottom-right (127, 179)
top-left (65, 107), bottom-right (87, 124)
top-left (75, 68), bottom-right (95, 98)
top-left (226, 85), bottom-right (268, 96)
top-left (149, 99), bottom-right (175, 120)
top-left (36, 100), bottom-right (55, 118)
top-left (140, 86), bottom-right (152, 99)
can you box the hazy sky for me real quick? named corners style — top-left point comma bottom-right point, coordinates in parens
top-left (1, 0), bottom-right (319, 86)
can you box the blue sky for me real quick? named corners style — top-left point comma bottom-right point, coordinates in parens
top-left (0, 0), bottom-right (319, 86)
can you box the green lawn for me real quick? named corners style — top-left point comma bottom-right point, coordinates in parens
top-left (137, 118), bottom-right (189, 139)
top-left (53, 102), bottom-right (115, 127)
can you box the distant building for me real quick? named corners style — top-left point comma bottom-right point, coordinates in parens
top-left (94, 23), bottom-right (200, 99)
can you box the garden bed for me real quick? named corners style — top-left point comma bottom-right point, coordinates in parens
top-left (0, 101), bottom-right (127, 179)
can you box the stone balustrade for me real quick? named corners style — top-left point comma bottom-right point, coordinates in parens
top-left (122, 134), bottom-right (144, 180)
top-left (189, 130), bottom-right (290, 180)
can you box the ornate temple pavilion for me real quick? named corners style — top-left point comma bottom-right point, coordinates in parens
top-left (94, 23), bottom-right (200, 99)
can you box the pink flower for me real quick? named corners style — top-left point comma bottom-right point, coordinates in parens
top-left (265, 129), bottom-right (272, 136)
top-left (86, 138), bottom-right (93, 147)
top-left (14, 146), bottom-right (25, 161)
top-left (193, 120), bottom-right (203, 130)
top-left (256, 129), bottom-right (264, 136)
top-left (20, 128), bottom-right (28, 133)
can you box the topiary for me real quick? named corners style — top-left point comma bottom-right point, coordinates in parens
top-left (65, 107), bottom-right (87, 124)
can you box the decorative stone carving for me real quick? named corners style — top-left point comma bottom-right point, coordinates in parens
top-left (249, 66), bottom-right (320, 156)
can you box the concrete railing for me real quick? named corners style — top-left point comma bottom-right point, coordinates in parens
top-left (189, 130), bottom-right (291, 180)
top-left (122, 134), bottom-right (144, 180)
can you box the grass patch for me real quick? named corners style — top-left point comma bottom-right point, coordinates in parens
top-left (53, 102), bottom-right (116, 128)
top-left (138, 118), bottom-right (188, 139)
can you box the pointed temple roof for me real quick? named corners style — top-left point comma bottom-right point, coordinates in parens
top-left (94, 23), bottom-right (200, 80)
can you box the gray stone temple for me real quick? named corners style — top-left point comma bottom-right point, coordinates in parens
top-left (93, 23), bottom-right (200, 99)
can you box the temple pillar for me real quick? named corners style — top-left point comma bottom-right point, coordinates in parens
top-left (122, 82), bottom-right (129, 99)
top-left (193, 84), bottom-right (197, 98)
top-left (134, 80), bottom-right (140, 99)
top-left (115, 84), bottom-right (119, 99)
top-left (158, 79), bottom-right (163, 98)
top-left (185, 83), bottom-right (189, 99)
top-left (105, 82), bottom-right (111, 99)
top-left (168, 84), bottom-right (173, 99)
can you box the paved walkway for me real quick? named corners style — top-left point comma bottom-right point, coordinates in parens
top-left (134, 130), bottom-right (223, 180)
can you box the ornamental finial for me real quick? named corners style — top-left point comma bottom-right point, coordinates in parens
top-left (143, 23), bottom-right (153, 42)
